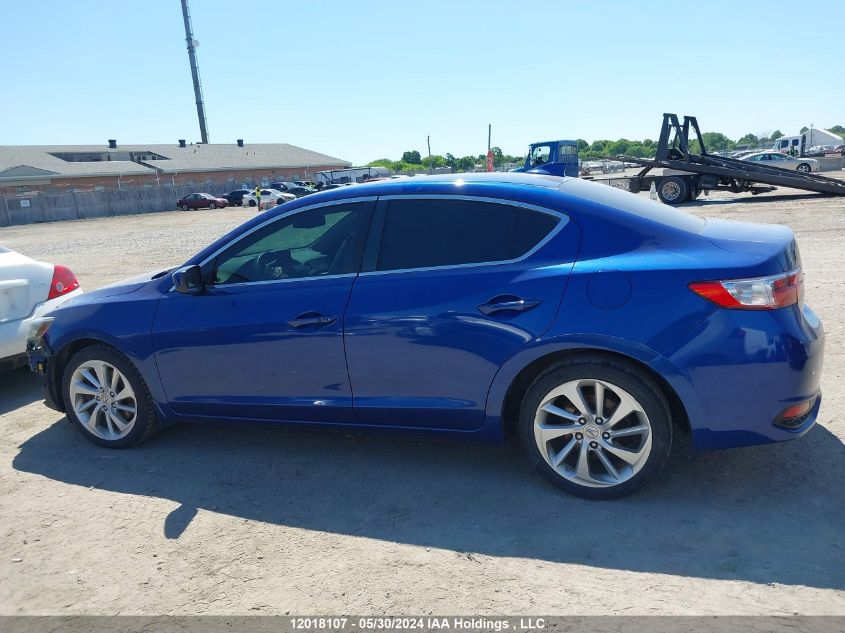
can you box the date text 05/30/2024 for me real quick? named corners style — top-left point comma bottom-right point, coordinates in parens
top-left (290, 617), bottom-right (546, 631)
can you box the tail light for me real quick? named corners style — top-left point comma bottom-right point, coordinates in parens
top-left (689, 268), bottom-right (803, 310)
top-left (47, 265), bottom-right (80, 300)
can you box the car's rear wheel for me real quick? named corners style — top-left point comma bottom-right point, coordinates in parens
top-left (63, 345), bottom-right (159, 448)
top-left (248, 200), bottom-right (257, 207)
top-left (181, 204), bottom-right (189, 211)
top-left (518, 356), bottom-right (672, 499)
top-left (797, 163), bottom-right (811, 173)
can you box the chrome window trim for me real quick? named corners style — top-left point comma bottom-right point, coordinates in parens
top-left (360, 194), bottom-right (569, 277)
top-left (204, 272), bottom-right (358, 290)
top-left (178, 193), bottom-right (568, 291)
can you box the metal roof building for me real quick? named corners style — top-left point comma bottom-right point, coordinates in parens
top-left (0, 142), bottom-right (351, 192)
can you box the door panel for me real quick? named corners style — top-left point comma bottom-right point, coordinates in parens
top-left (153, 277), bottom-right (356, 422)
top-left (152, 200), bottom-right (375, 423)
top-left (344, 197), bottom-right (581, 430)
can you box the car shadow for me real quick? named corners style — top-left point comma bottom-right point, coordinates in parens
top-left (12, 417), bottom-right (845, 590)
top-left (0, 367), bottom-right (43, 415)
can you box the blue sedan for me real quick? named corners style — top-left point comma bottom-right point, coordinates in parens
top-left (27, 173), bottom-right (824, 499)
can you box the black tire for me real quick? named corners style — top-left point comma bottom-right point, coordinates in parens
top-left (518, 355), bottom-right (672, 500)
top-left (209, 202), bottom-right (217, 209)
top-left (181, 204), bottom-right (189, 211)
top-left (248, 200), bottom-right (257, 207)
top-left (796, 163), bottom-right (811, 173)
top-left (62, 344), bottom-right (160, 448)
top-left (657, 176), bottom-right (689, 205)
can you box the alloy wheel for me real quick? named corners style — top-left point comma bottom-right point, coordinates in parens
top-left (533, 379), bottom-right (652, 488)
top-left (69, 360), bottom-right (137, 440)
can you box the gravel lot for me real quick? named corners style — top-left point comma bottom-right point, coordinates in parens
top-left (1, 184), bottom-right (843, 615)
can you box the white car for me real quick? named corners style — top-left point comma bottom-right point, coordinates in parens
top-left (0, 247), bottom-right (83, 370)
top-left (740, 151), bottom-right (821, 173)
top-left (241, 189), bottom-right (296, 209)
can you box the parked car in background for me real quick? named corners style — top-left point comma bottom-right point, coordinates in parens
top-left (241, 189), bottom-right (295, 209)
top-left (322, 183), bottom-right (356, 190)
top-left (176, 193), bottom-right (228, 211)
top-left (270, 182), bottom-right (317, 198)
top-left (740, 151), bottom-right (820, 173)
top-left (295, 181), bottom-right (317, 188)
top-left (730, 150), bottom-right (759, 159)
top-left (1, 247), bottom-right (82, 371)
top-left (28, 173), bottom-right (823, 499)
top-left (222, 189), bottom-right (251, 207)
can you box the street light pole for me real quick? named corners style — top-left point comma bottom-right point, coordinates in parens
top-left (180, 0), bottom-right (209, 144)
top-left (427, 135), bottom-right (432, 175)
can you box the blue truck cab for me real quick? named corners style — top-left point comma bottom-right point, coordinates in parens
top-left (515, 140), bottom-right (580, 177)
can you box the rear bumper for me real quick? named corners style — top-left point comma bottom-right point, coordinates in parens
top-left (669, 304), bottom-right (824, 449)
top-left (0, 289), bottom-right (83, 363)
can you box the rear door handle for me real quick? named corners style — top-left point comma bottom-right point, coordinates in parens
top-left (477, 296), bottom-right (541, 316)
top-left (287, 311), bottom-right (338, 329)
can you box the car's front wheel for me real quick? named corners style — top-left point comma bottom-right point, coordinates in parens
top-left (796, 163), bottom-right (811, 173)
top-left (62, 345), bottom-right (159, 448)
top-left (209, 202), bottom-right (217, 209)
top-left (519, 356), bottom-right (672, 499)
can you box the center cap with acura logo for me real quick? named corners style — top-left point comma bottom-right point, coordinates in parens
top-left (585, 425), bottom-right (600, 439)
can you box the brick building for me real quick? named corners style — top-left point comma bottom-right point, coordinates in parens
top-left (0, 141), bottom-right (351, 194)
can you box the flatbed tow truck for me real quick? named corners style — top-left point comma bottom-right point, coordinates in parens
top-left (601, 113), bottom-right (845, 205)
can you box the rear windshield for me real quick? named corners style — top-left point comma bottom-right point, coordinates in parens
top-left (560, 178), bottom-right (706, 233)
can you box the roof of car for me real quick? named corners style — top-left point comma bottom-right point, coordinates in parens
top-left (356, 171), bottom-right (569, 190)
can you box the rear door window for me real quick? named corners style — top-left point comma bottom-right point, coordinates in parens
top-left (376, 198), bottom-right (560, 272)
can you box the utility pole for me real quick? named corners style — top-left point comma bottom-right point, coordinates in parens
top-left (180, 0), bottom-right (209, 143)
top-left (427, 135), bottom-right (433, 175)
top-left (487, 124), bottom-right (491, 152)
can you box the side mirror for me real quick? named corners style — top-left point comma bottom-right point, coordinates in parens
top-left (172, 265), bottom-right (203, 294)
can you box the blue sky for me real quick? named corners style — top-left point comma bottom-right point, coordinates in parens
top-left (2, 0), bottom-right (843, 164)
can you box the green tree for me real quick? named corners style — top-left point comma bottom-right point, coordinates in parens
top-left (771, 130), bottom-right (784, 140)
top-left (457, 156), bottom-right (476, 171)
top-left (828, 125), bottom-right (845, 137)
top-left (402, 150), bottom-right (422, 165)
top-left (421, 154), bottom-right (447, 169)
top-left (736, 133), bottom-right (759, 146)
top-left (367, 158), bottom-right (394, 169)
top-left (576, 139), bottom-right (589, 151)
top-left (445, 153), bottom-right (457, 170)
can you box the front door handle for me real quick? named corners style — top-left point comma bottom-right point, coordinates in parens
top-left (287, 311), bottom-right (338, 329)
top-left (477, 295), bottom-right (541, 316)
